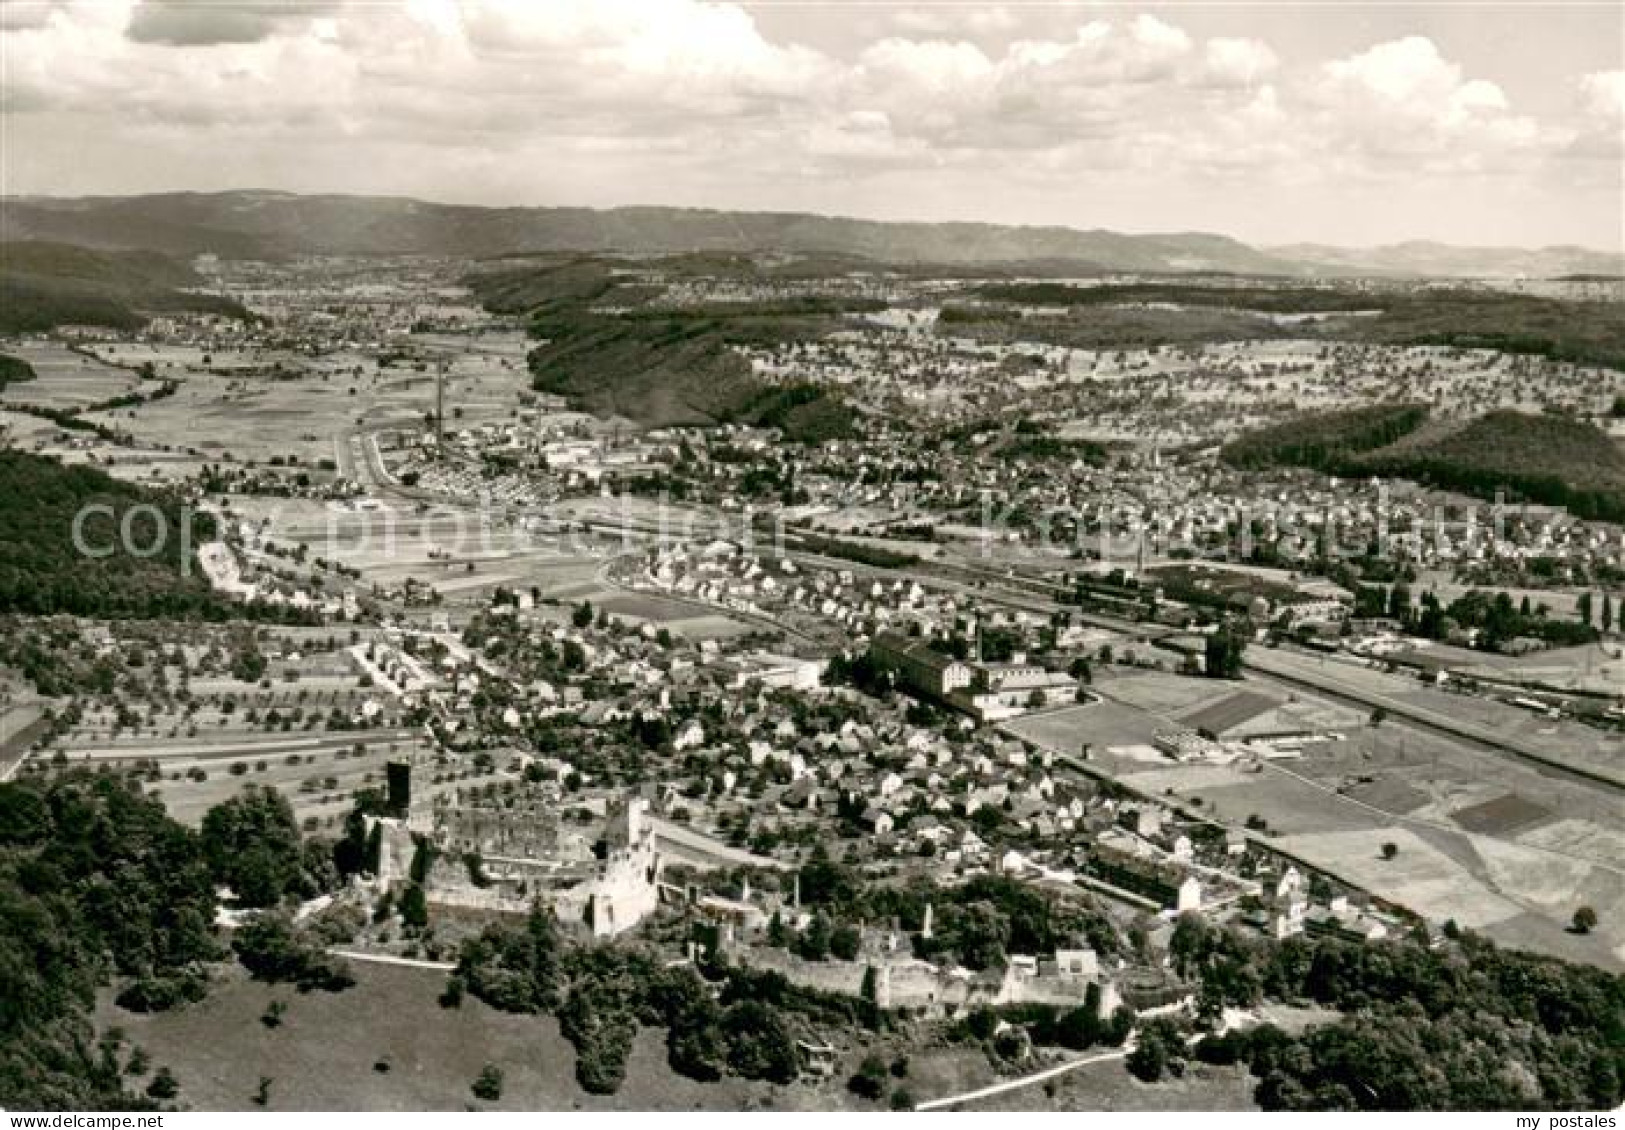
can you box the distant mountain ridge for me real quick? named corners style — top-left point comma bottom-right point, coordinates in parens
top-left (2, 191), bottom-right (1617, 278)
top-left (1271, 240), bottom-right (1625, 280)
top-left (0, 191), bottom-right (1301, 274)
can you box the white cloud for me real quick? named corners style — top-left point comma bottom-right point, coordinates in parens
top-left (1579, 69), bottom-right (1625, 118)
top-left (1324, 35), bottom-right (1454, 102)
top-left (0, 3), bottom-right (1613, 247)
top-left (1309, 36), bottom-right (1546, 172)
top-left (1203, 37), bottom-right (1278, 87)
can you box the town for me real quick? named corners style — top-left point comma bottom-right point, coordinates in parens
top-left (3, 234), bottom-right (1622, 1115)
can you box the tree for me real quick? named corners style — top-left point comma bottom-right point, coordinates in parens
top-left (859, 965), bottom-right (882, 1030)
top-left (1388, 584), bottom-right (1412, 622)
top-left (1571, 905), bottom-right (1598, 935)
top-left (200, 786), bottom-right (310, 907)
top-left (1381, 842), bottom-right (1399, 860)
top-left (1204, 628), bottom-right (1246, 679)
top-left (1126, 1018), bottom-right (1186, 1083)
top-left (721, 1001), bottom-right (799, 1083)
top-left (830, 922), bottom-right (862, 961)
top-left (1057, 1002), bottom-right (1102, 1050)
top-left (848, 1054), bottom-right (888, 1099)
top-left (456, 905), bottom-right (562, 1014)
top-left (400, 883), bottom-right (429, 931)
top-left (800, 913), bottom-right (832, 961)
top-left (471, 1064), bottom-right (504, 1102)
top-left (232, 911), bottom-right (354, 992)
top-left (145, 1068), bottom-right (179, 1101)
top-left (1125, 1036), bottom-right (1167, 1083)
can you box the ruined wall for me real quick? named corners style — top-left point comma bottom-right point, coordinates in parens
top-left (726, 946), bottom-right (1110, 1014)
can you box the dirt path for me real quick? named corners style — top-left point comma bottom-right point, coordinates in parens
top-left (914, 1043), bottom-right (1135, 1111)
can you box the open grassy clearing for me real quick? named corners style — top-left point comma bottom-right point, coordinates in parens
top-left (1093, 669), bottom-right (1237, 715)
top-left (94, 961), bottom-right (843, 1112)
top-left (1003, 698), bottom-right (1167, 753)
top-left (949, 1055), bottom-right (1257, 1112)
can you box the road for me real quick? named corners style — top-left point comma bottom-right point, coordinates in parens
top-left (328, 948), bottom-right (457, 972)
top-left (55, 728), bottom-right (420, 763)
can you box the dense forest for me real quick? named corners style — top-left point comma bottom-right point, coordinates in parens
top-left (0, 449), bottom-right (237, 618)
top-left (971, 281), bottom-right (1625, 370)
top-left (1220, 403), bottom-right (1432, 472)
top-left (1222, 407), bottom-right (1625, 521)
top-left (1168, 914), bottom-right (1625, 1110)
top-left (1359, 411), bottom-right (1625, 522)
top-left (0, 774), bottom-right (220, 1108)
top-left (0, 241), bottom-right (251, 335)
top-left (978, 281), bottom-right (1372, 314)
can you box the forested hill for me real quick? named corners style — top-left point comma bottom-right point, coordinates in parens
top-left (467, 256), bottom-right (860, 443)
top-left (972, 283), bottom-right (1625, 372)
top-left (1222, 406), bottom-right (1625, 521)
top-left (0, 450), bottom-right (227, 618)
top-left (1220, 404), bottom-right (1432, 472)
top-left (0, 240), bottom-right (252, 334)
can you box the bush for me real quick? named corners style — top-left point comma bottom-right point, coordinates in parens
top-left (115, 971), bottom-right (208, 1013)
top-left (145, 1067), bottom-right (179, 1101)
top-left (722, 1000), bottom-right (799, 1083)
top-left (471, 1064), bottom-right (504, 1102)
top-left (848, 1054), bottom-right (888, 1099)
top-left (232, 911), bottom-right (354, 992)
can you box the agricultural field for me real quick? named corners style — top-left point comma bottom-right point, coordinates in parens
top-left (0, 340), bottom-right (142, 409)
top-left (1252, 647), bottom-right (1625, 785)
top-left (1006, 660), bottom-right (1625, 969)
top-left (104, 366), bottom-right (376, 467)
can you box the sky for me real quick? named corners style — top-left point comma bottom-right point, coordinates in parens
top-left (1, 0), bottom-right (1621, 250)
